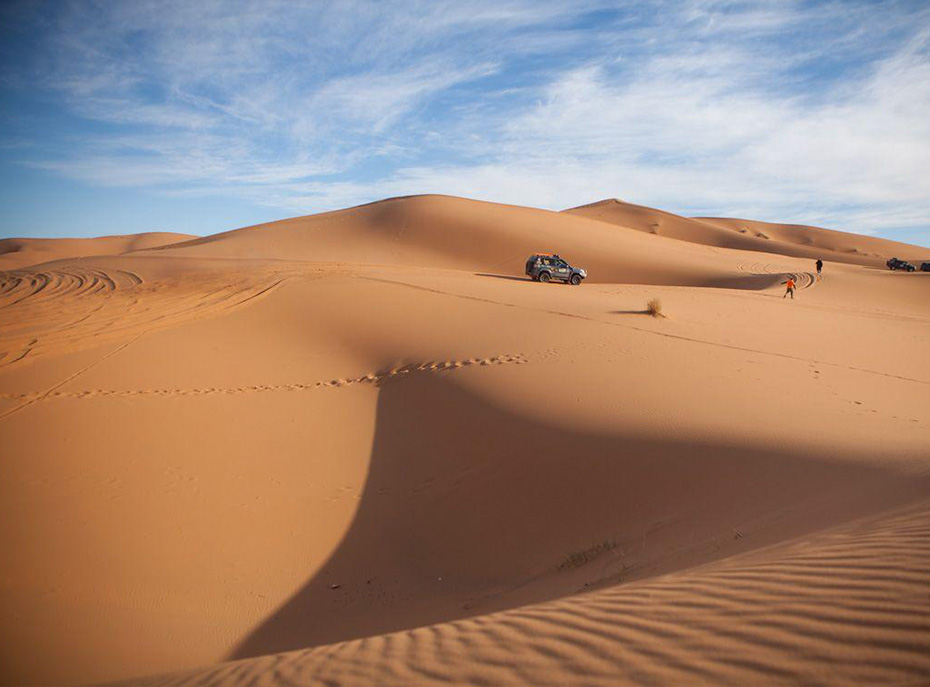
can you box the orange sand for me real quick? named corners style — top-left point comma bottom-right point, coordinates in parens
top-left (0, 232), bottom-right (193, 271)
top-left (1, 196), bottom-right (928, 686)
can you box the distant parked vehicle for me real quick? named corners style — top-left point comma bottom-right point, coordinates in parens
top-left (886, 257), bottom-right (916, 272)
top-left (920, 262), bottom-right (930, 272)
top-left (525, 253), bottom-right (587, 285)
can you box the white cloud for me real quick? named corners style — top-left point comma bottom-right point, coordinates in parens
top-left (295, 61), bottom-right (500, 137)
top-left (4, 0), bottom-right (930, 241)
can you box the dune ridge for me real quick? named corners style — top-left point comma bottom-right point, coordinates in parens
top-left (0, 232), bottom-right (194, 270)
top-left (565, 198), bottom-right (925, 266)
top-left (135, 195), bottom-right (842, 287)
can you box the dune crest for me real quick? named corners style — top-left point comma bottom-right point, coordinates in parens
top-left (564, 198), bottom-right (925, 266)
top-left (0, 232), bottom-right (194, 270)
top-left (134, 195), bottom-right (792, 286)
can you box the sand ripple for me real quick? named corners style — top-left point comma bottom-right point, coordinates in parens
top-left (113, 500), bottom-right (930, 687)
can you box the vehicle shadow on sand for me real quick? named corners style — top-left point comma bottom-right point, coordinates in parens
top-left (474, 273), bottom-right (531, 282)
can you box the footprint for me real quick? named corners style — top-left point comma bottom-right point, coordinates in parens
top-left (11, 352), bottom-right (530, 402)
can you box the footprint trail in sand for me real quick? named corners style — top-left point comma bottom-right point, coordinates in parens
top-left (0, 354), bottom-right (527, 403)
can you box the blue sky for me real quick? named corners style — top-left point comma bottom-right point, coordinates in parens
top-left (1, 0), bottom-right (929, 245)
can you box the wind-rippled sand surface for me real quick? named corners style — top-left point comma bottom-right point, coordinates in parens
top-left (1, 195), bottom-right (928, 686)
top-left (120, 500), bottom-right (930, 687)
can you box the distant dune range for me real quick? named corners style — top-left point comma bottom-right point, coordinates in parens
top-left (0, 232), bottom-right (194, 271)
top-left (564, 198), bottom-right (925, 265)
top-left (1, 195), bottom-right (928, 686)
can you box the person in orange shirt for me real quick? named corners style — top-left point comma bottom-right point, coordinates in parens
top-left (783, 277), bottom-right (796, 299)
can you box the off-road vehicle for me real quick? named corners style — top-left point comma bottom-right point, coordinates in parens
top-left (920, 262), bottom-right (930, 272)
top-left (525, 254), bottom-right (587, 285)
top-left (886, 257), bottom-right (916, 272)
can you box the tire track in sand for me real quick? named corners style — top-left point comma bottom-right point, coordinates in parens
top-left (0, 332), bottom-right (148, 420)
top-left (736, 261), bottom-right (817, 290)
top-left (0, 266), bottom-right (291, 369)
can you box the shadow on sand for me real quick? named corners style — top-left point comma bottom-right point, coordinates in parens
top-left (474, 272), bottom-right (531, 282)
top-left (230, 372), bottom-right (928, 660)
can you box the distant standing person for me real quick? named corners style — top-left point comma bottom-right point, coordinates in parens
top-left (783, 277), bottom-right (796, 299)
top-left (816, 258), bottom-right (823, 279)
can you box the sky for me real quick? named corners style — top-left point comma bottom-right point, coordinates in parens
top-left (1, 0), bottom-right (929, 245)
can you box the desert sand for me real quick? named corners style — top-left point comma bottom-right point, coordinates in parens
top-left (1, 195), bottom-right (929, 686)
top-left (0, 233), bottom-right (194, 271)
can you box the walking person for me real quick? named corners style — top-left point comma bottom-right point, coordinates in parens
top-left (816, 258), bottom-right (823, 279)
top-left (783, 277), bottom-right (796, 299)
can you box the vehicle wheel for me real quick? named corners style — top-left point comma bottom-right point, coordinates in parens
top-left (570, 273), bottom-right (582, 286)
top-left (538, 271), bottom-right (551, 283)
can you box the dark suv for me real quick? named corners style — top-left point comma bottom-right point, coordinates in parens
top-left (886, 257), bottom-right (916, 272)
top-left (525, 254), bottom-right (587, 285)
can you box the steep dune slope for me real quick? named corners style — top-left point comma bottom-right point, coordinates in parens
top-left (0, 232), bottom-right (194, 270)
top-left (565, 198), bottom-right (924, 266)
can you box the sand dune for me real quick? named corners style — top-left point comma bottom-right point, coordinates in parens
top-left (698, 215), bottom-right (930, 264)
top-left (0, 232), bottom-right (194, 271)
top-left (565, 198), bottom-right (925, 266)
top-left (1, 196), bottom-right (928, 686)
top-left (141, 195), bottom-right (787, 287)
